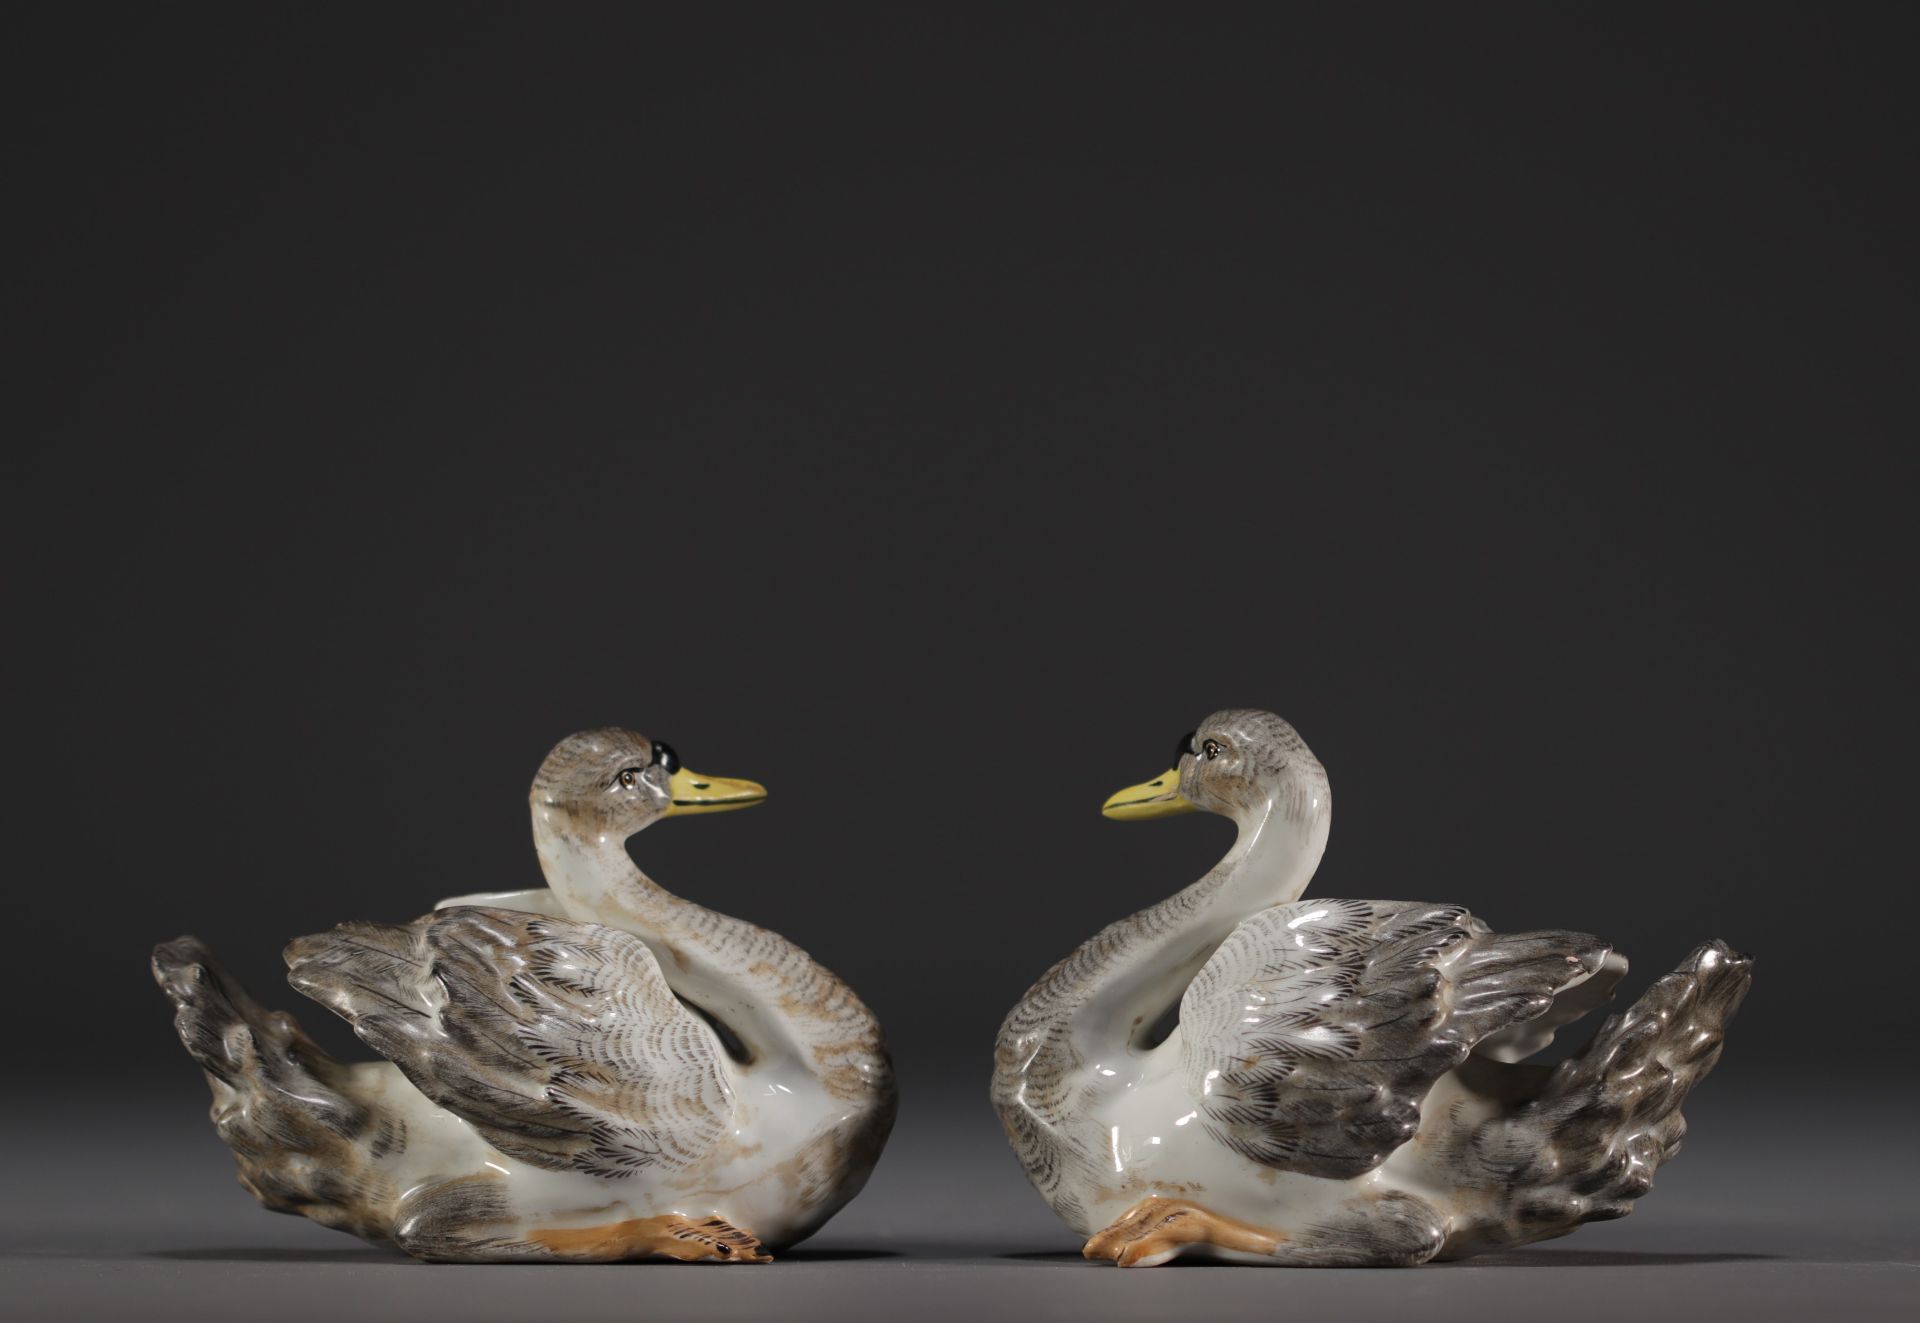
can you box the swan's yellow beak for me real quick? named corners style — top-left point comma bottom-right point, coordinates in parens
top-left (665, 767), bottom-right (768, 815)
top-left (1101, 769), bottom-right (1197, 820)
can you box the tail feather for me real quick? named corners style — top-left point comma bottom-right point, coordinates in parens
top-left (152, 937), bottom-right (399, 1242)
top-left (1445, 939), bottom-right (1752, 1255)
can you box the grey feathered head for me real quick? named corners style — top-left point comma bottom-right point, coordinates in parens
top-left (531, 728), bottom-right (766, 834)
top-left (1182, 709), bottom-right (1330, 824)
top-left (1103, 709), bottom-right (1329, 827)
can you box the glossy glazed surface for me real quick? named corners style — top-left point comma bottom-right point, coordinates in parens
top-left (992, 709), bottom-right (1751, 1267)
top-left (155, 728), bottom-right (896, 1263)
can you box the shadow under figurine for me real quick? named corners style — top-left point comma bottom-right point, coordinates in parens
top-left (993, 709), bottom-right (1752, 1267)
top-left (155, 728), bottom-right (896, 1263)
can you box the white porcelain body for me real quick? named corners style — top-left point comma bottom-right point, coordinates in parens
top-left (433, 887), bottom-right (886, 1251)
top-left (1012, 947), bottom-right (1569, 1255)
top-left (155, 728), bottom-right (895, 1263)
top-left (993, 709), bottom-right (1751, 1266)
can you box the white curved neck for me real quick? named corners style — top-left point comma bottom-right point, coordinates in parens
top-left (531, 806), bottom-right (815, 1070)
top-left (1100, 790), bottom-right (1331, 1052)
top-left (1217, 794), bottom-right (1327, 903)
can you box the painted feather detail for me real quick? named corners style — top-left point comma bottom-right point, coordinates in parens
top-left (1179, 898), bottom-right (1610, 1178)
top-left (286, 906), bottom-right (735, 1179)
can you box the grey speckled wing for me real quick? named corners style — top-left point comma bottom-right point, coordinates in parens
top-left (1179, 898), bottom-right (1611, 1178)
top-left (286, 906), bottom-right (735, 1179)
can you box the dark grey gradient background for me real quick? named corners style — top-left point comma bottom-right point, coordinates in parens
top-left (6, 3), bottom-right (1914, 1318)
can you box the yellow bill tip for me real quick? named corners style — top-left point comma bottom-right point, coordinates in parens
top-left (665, 767), bottom-right (768, 815)
top-left (1101, 769), bottom-right (1197, 820)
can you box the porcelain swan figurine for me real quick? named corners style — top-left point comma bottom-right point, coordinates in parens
top-left (993, 709), bottom-right (1751, 1267)
top-left (155, 728), bottom-right (896, 1262)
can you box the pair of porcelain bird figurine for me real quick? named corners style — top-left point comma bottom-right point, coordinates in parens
top-left (155, 711), bottom-right (1751, 1268)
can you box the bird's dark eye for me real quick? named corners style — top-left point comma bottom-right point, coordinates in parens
top-left (1202, 739), bottom-right (1223, 760)
top-left (616, 767), bottom-right (642, 789)
top-left (1175, 731), bottom-right (1197, 763)
top-left (649, 741), bottom-right (680, 774)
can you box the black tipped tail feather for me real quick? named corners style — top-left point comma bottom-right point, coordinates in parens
top-left (152, 937), bottom-right (400, 1243)
top-left (1444, 939), bottom-right (1753, 1257)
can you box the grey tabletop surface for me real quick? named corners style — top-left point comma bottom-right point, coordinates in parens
top-left (5, 1088), bottom-right (1913, 1323)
